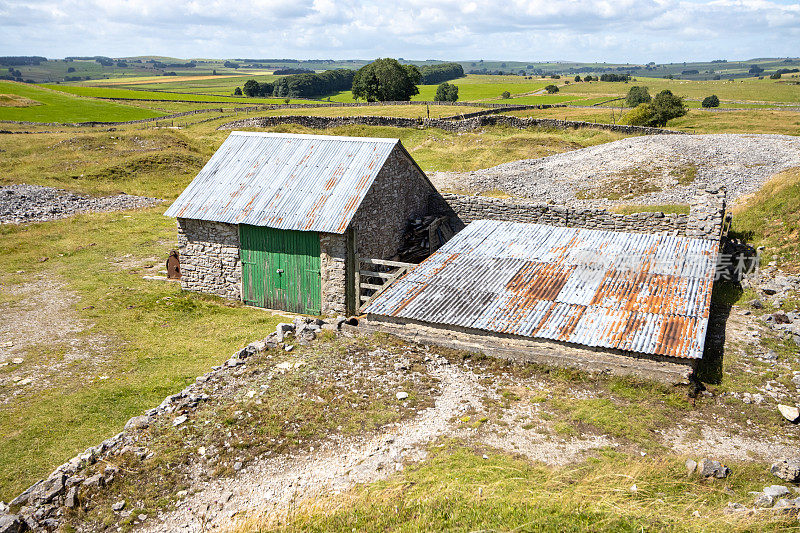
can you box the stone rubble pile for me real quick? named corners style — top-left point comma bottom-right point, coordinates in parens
top-left (430, 134), bottom-right (800, 207)
top-left (0, 314), bottom-right (356, 532)
top-left (0, 184), bottom-right (161, 225)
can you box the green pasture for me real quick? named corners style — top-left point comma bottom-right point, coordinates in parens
top-left (0, 81), bottom-right (165, 122)
top-left (561, 76), bottom-right (800, 104)
top-left (43, 84), bottom-right (318, 105)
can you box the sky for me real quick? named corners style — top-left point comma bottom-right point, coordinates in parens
top-left (1, 0), bottom-right (799, 63)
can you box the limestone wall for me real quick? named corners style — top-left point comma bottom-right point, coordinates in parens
top-left (352, 147), bottom-right (435, 259)
top-left (363, 315), bottom-right (696, 384)
top-left (687, 188), bottom-right (728, 240)
top-left (218, 114), bottom-right (685, 136)
top-left (177, 218), bottom-right (242, 300)
top-left (320, 233), bottom-right (348, 316)
top-left (431, 189), bottom-right (727, 241)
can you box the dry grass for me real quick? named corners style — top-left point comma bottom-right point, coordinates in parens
top-left (731, 166), bottom-right (800, 271)
top-left (0, 94), bottom-right (42, 107)
top-left (230, 444), bottom-right (791, 533)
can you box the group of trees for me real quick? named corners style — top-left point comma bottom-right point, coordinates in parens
top-left (544, 85), bottom-right (559, 94)
top-left (272, 67), bottom-right (313, 75)
top-left (0, 56), bottom-right (46, 66)
top-left (352, 58), bottom-right (421, 102)
top-left (273, 69), bottom-right (355, 98)
top-left (237, 69), bottom-right (356, 98)
top-left (600, 73), bottom-right (631, 82)
top-left (623, 88), bottom-right (687, 127)
top-left (701, 95), bottom-right (720, 108)
top-left (419, 62), bottom-right (464, 85)
top-left (434, 82), bottom-right (459, 102)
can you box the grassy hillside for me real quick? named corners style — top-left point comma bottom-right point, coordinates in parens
top-left (731, 167), bottom-right (800, 271)
top-left (0, 81), bottom-right (165, 122)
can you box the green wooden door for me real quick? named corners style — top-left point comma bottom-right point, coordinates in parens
top-left (240, 225), bottom-right (321, 315)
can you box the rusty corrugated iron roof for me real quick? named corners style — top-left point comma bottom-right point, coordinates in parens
top-left (365, 220), bottom-right (719, 360)
top-left (164, 132), bottom-right (400, 234)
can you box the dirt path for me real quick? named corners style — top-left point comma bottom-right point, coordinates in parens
top-left (0, 275), bottom-right (109, 403)
top-left (142, 358), bottom-right (485, 532)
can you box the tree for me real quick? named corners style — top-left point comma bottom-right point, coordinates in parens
top-left (623, 103), bottom-right (656, 126)
top-left (770, 72), bottom-right (782, 79)
top-left (544, 84), bottom-right (559, 94)
top-left (625, 86), bottom-right (651, 107)
top-left (351, 58), bottom-right (420, 102)
top-left (434, 82), bottom-right (459, 102)
top-left (701, 95), bottom-right (720, 108)
top-left (574, 75), bottom-right (581, 82)
top-left (623, 89), bottom-right (687, 127)
top-left (650, 89), bottom-right (687, 125)
top-left (242, 79), bottom-right (260, 97)
top-left (501, 91), bottom-right (511, 99)
top-left (234, 87), bottom-right (242, 96)
top-left (748, 65), bottom-right (764, 75)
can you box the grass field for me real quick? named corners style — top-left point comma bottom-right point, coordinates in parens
top-left (43, 84), bottom-right (318, 105)
top-left (561, 77), bottom-right (800, 104)
top-left (504, 106), bottom-right (800, 135)
top-left (236, 445), bottom-right (793, 533)
top-left (0, 208), bottom-right (288, 500)
top-left (0, 81), bottom-right (166, 123)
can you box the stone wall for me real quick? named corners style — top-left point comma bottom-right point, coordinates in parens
top-left (687, 188), bottom-right (728, 240)
top-left (177, 218), bottom-right (242, 300)
top-left (218, 114), bottom-right (685, 136)
top-left (430, 188), bottom-right (727, 241)
top-left (320, 233), bottom-right (348, 316)
top-left (352, 147), bottom-right (436, 259)
top-left (431, 193), bottom-right (689, 236)
top-left (363, 315), bottom-right (696, 384)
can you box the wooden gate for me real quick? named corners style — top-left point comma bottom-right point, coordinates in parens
top-left (240, 225), bottom-right (321, 315)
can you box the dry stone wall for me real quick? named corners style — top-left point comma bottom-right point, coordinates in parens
top-left (218, 114), bottom-right (685, 136)
top-left (177, 218), bottom-right (242, 300)
top-left (431, 188), bottom-right (727, 241)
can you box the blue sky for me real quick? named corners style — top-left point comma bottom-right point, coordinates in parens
top-left (1, 0), bottom-right (798, 63)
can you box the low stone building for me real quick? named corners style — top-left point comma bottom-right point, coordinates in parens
top-left (165, 132), bottom-right (437, 315)
top-left (364, 219), bottom-right (721, 383)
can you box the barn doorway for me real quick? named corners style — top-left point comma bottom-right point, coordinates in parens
top-left (239, 225), bottom-right (322, 315)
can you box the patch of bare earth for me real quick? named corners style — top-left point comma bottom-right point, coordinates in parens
top-left (0, 275), bottom-right (110, 403)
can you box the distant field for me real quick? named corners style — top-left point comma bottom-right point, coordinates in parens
top-left (504, 106), bottom-right (800, 135)
top-left (95, 74), bottom-right (281, 94)
top-left (325, 75), bottom-right (553, 103)
top-left (83, 73), bottom-right (273, 86)
top-left (561, 77), bottom-right (800, 104)
top-left (43, 85), bottom-right (317, 105)
top-left (0, 81), bottom-right (165, 122)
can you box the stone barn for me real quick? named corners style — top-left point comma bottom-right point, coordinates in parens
top-left (165, 132), bottom-right (436, 315)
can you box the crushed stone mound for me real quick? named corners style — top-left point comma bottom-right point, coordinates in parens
top-left (430, 133), bottom-right (800, 206)
top-left (0, 184), bottom-right (162, 224)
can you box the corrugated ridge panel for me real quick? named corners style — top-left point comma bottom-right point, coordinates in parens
top-left (165, 132), bottom-right (399, 234)
top-left (365, 219), bottom-right (719, 360)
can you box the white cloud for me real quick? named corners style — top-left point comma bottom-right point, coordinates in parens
top-left (0, 0), bottom-right (798, 61)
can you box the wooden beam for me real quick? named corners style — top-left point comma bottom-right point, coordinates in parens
top-left (361, 283), bottom-right (384, 290)
top-left (360, 258), bottom-right (416, 268)
top-left (359, 270), bottom-right (395, 279)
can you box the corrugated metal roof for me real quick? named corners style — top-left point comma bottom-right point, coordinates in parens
top-left (365, 220), bottom-right (719, 360)
top-left (164, 132), bottom-right (400, 234)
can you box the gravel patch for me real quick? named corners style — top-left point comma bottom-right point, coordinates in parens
top-left (431, 133), bottom-right (800, 207)
top-left (0, 184), bottom-right (162, 225)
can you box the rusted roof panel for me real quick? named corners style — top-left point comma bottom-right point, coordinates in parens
top-left (365, 220), bottom-right (718, 359)
top-left (164, 132), bottom-right (400, 234)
